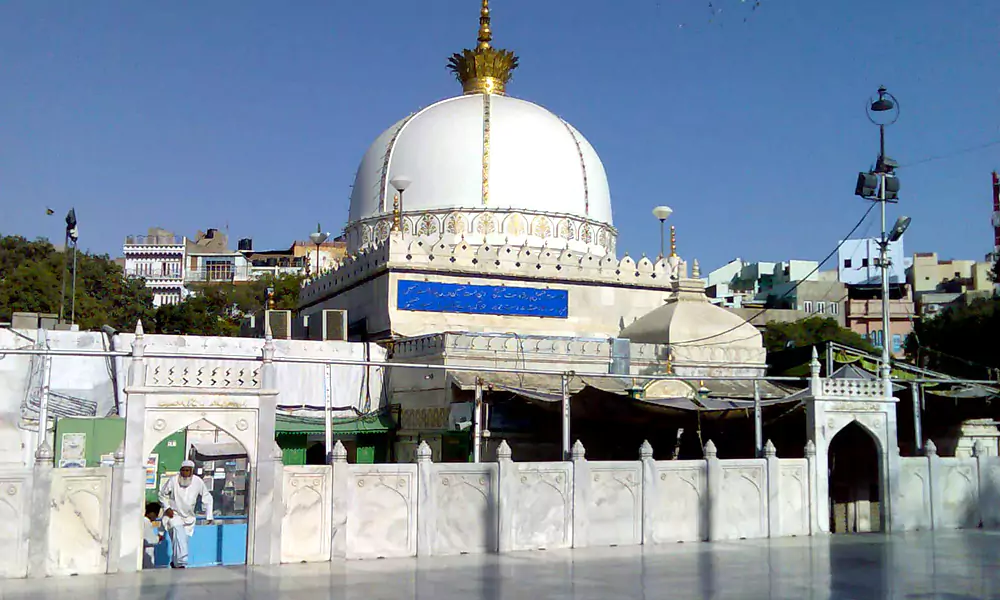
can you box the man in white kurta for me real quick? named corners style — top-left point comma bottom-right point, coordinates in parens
top-left (158, 460), bottom-right (213, 568)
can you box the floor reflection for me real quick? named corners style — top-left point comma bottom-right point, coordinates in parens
top-left (5, 531), bottom-right (1000, 600)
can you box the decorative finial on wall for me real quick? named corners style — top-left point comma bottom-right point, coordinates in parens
top-left (670, 225), bottom-right (677, 257)
top-left (392, 194), bottom-right (401, 232)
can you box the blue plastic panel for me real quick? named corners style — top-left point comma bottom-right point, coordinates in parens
top-left (397, 280), bottom-right (568, 318)
top-left (152, 521), bottom-right (247, 568)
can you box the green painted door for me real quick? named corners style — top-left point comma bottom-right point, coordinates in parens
top-left (146, 430), bottom-right (186, 504)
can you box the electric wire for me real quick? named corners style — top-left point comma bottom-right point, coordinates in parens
top-left (672, 202), bottom-right (878, 346)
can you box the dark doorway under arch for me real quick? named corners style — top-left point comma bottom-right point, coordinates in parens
top-left (829, 421), bottom-right (882, 533)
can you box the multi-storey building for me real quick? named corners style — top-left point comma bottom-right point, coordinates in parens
top-left (183, 229), bottom-right (252, 286)
top-left (122, 228), bottom-right (186, 307)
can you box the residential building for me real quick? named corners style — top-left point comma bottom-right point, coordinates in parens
top-left (837, 238), bottom-right (909, 286)
top-left (907, 252), bottom-right (995, 318)
top-left (239, 237), bottom-right (348, 280)
top-left (706, 259), bottom-right (846, 323)
top-left (843, 283), bottom-right (914, 357)
top-left (122, 228), bottom-right (186, 307)
top-left (184, 229), bottom-right (252, 286)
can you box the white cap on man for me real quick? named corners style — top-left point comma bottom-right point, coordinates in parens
top-left (181, 460), bottom-right (195, 469)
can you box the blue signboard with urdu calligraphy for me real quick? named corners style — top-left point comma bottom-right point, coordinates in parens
top-left (397, 280), bottom-right (568, 318)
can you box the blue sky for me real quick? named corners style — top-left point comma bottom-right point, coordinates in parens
top-left (1, 0), bottom-right (998, 273)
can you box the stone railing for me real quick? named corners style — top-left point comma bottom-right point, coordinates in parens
top-left (276, 438), bottom-right (814, 564)
top-left (820, 378), bottom-right (884, 399)
top-left (299, 232), bottom-right (686, 307)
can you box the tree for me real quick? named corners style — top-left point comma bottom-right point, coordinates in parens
top-left (0, 235), bottom-right (154, 331)
top-left (763, 316), bottom-right (877, 355)
top-left (905, 297), bottom-right (1000, 379)
top-left (153, 272), bottom-right (306, 336)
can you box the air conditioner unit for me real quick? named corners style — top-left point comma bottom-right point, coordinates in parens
top-left (265, 310), bottom-right (292, 340)
top-left (308, 309), bottom-right (348, 341)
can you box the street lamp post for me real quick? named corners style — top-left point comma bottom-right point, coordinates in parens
top-left (309, 224), bottom-right (330, 277)
top-left (390, 176), bottom-right (413, 232)
top-left (856, 86), bottom-right (909, 398)
top-left (652, 206), bottom-right (673, 259)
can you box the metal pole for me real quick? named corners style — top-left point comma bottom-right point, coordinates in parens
top-left (58, 232), bottom-right (69, 323)
top-left (879, 174), bottom-right (892, 398)
top-left (911, 382), bottom-right (923, 453)
top-left (315, 244), bottom-right (321, 277)
top-left (473, 377), bottom-right (483, 463)
top-left (324, 363), bottom-right (333, 463)
top-left (752, 379), bottom-right (762, 458)
top-left (561, 373), bottom-right (571, 460)
top-left (37, 350), bottom-right (53, 452)
top-left (659, 219), bottom-right (665, 259)
top-left (70, 239), bottom-right (78, 325)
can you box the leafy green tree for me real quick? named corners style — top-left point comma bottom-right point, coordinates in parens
top-left (905, 298), bottom-right (1000, 379)
top-left (0, 235), bottom-right (154, 330)
top-left (153, 272), bottom-right (306, 336)
top-left (763, 316), bottom-right (877, 354)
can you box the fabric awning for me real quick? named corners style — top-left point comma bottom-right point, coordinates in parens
top-left (449, 371), bottom-right (584, 403)
top-left (274, 412), bottom-right (395, 435)
top-left (190, 442), bottom-right (247, 460)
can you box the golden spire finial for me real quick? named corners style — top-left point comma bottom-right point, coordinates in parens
top-left (478, 0), bottom-right (492, 50)
top-left (447, 0), bottom-right (518, 95)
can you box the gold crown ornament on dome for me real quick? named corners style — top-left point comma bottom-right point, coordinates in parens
top-left (447, 0), bottom-right (519, 95)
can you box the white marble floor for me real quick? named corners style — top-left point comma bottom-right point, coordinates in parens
top-left (4, 531), bottom-right (1000, 600)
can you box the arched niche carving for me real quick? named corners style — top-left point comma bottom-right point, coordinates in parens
top-left (143, 409), bottom-right (258, 463)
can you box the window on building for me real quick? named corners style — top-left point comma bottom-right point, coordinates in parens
top-left (844, 259), bottom-right (853, 268)
top-left (830, 303), bottom-right (839, 315)
top-left (803, 301), bottom-right (813, 313)
top-left (817, 302), bottom-right (827, 314)
top-left (861, 258), bottom-right (869, 267)
top-left (892, 334), bottom-right (902, 354)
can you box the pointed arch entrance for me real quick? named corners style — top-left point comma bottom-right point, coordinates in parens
top-left (829, 421), bottom-right (882, 533)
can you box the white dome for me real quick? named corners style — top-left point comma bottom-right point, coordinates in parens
top-left (347, 94), bottom-right (613, 246)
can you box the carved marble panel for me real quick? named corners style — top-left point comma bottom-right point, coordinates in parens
top-left (651, 461), bottom-right (707, 543)
top-left (0, 471), bottom-right (30, 578)
top-left (430, 464), bottom-right (498, 555)
top-left (347, 465), bottom-right (417, 559)
top-left (938, 459), bottom-right (979, 529)
top-left (48, 468), bottom-right (112, 576)
top-left (510, 463), bottom-right (572, 551)
top-left (281, 466), bottom-right (332, 563)
top-left (897, 458), bottom-right (931, 531)
top-left (586, 462), bottom-right (642, 547)
top-left (719, 461), bottom-right (768, 540)
top-left (979, 456), bottom-right (1000, 529)
top-left (778, 460), bottom-right (809, 536)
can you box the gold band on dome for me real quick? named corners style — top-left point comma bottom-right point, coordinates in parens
top-left (447, 0), bottom-right (518, 96)
top-left (482, 93), bottom-right (491, 205)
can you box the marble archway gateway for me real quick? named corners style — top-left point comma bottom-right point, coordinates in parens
top-left (112, 322), bottom-right (283, 573)
top-left (801, 349), bottom-right (901, 535)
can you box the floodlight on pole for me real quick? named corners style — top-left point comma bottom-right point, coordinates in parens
top-left (652, 206), bottom-right (673, 259)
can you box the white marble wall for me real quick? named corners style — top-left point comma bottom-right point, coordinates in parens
top-left (931, 457), bottom-right (980, 530)
top-left (0, 469), bottom-right (31, 578)
top-left (501, 461), bottom-right (573, 552)
top-left (777, 459), bottom-right (810, 537)
top-left (419, 463), bottom-right (498, 556)
top-left (896, 458), bottom-right (932, 531)
top-left (346, 464), bottom-right (417, 559)
top-left (48, 467), bottom-right (112, 576)
top-left (281, 466), bottom-right (332, 564)
top-left (645, 460), bottom-right (708, 543)
top-left (717, 460), bottom-right (769, 540)
top-left (573, 460), bottom-right (643, 548)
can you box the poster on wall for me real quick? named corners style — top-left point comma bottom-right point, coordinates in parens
top-left (145, 455), bottom-right (159, 490)
top-left (60, 432), bottom-right (86, 463)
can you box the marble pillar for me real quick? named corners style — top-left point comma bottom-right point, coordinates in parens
top-left (105, 443), bottom-right (126, 573)
top-left (118, 321), bottom-right (147, 573)
top-left (570, 440), bottom-right (588, 549)
top-left (330, 441), bottom-right (348, 559)
top-left (415, 440), bottom-right (433, 557)
top-left (26, 443), bottom-right (53, 578)
top-left (704, 440), bottom-right (723, 542)
top-left (639, 440), bottom-right (655, 545)
top-left (496, 440), bottom-right (514, 553)
top-left (251, 332), bottom-right (282, 566)
top-left (764, 440), bottom-right (781, 537)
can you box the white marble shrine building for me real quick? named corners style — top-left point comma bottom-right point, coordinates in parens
top-left (298, 1), bottom-right (792, 463)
